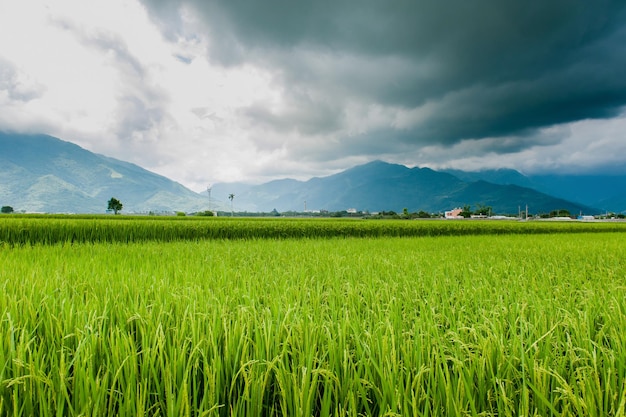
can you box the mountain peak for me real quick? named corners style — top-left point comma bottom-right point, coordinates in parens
top-left (213, 159), bottom-right (600, 214)
top-left (2, 134), bottom-right (620, 214)
top-left (0, 132), bottom-right (209, 213)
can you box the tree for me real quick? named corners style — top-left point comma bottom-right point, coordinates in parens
top-left (474, 204), bottom-right (492, 216)
top-left (460, 205), bottom-right (472, 218)
top-left (107, 197), bottom-right (123, 215)
top-left (228, 194), bottom-right (235, 217)
top-left (549, 209), bottom-right (571, 218)
top-left (1, 206), bottom-right (14, 214)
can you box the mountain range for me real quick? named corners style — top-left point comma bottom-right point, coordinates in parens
top-left (212, 161), bottom-right (608, 215)
top-left (441, 169), bottom-right (626, 214)
top-left (1, 132), bottom-right (624, 215)
top-left (0, 132), bottom-right (209, 213)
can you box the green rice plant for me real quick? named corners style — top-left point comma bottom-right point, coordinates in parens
top-left (1, 216), bottom-right (626, 245)
top-left (0, 232), bottom-right (625, 415)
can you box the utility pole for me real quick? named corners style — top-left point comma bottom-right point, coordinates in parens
top-left (207, 184), bottom-right (212, 212)
top-left (526, 204), bottom-right (529, 220)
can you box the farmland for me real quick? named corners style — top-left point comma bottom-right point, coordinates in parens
top-left (1, 217), bottom-right (626, 416)
top-left (2, 215), bottom-right (626, 245)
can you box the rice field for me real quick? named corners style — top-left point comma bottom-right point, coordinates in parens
top-left (1, 217), bottom-right (625, 416)
top-left (1, 215), bottom-right (625, 245)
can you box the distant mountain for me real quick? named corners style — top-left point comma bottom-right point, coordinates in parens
top-left (442, 168), bottom-right (536, 188)
top-left (2, 134), bottom-right (616, 215)
top-left (0, 132), bottom-right (210, 213)
top-left (529, 175), bottom-right (626, 212)
top-left (215, 160), bottom-right (598, 215)
top-left (442, 168), bottom-right (626, 212)
top-left (598, 191), bottom-right (626, 214)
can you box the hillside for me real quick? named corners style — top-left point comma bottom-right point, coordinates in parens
top-left (1, 133), bottom-right (611, 215)
top-left (0, 132), bottom-right (210, 213)
top-left (214, 161), bottom-right (598, 215)
top-left (443, 169), bottom-right (626, 213)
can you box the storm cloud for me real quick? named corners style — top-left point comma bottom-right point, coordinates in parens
top-left (2, 0), bottom-right (626, 190)
top-left (141, 0), bottom-right (626, 163)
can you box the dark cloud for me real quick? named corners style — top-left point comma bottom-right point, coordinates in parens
top-left (238, 92), bottom-right (344, 136)
top-left (141, 0), bottom-right (626, 160)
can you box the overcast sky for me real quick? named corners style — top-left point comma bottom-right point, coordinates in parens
top-left (1, 0), bottom-right (626, 191)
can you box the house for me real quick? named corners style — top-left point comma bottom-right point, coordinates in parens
top-left (577, 215), bottom-right (595, 221)
top-left (445, 208), bottom-right (463, 219)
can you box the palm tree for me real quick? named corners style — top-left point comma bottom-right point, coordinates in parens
top-left (228, 193), bottom-right (235, 217)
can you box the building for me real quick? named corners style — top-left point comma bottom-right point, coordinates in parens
top-left (577, 215), bottom-right (595, 221)
top-left (445, 208), bottom-right (463, 219)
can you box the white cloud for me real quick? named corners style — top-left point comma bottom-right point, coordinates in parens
top-left (0, 0), bottom-right (286, 190)
top-left (400, 109), bottom-right (626, 175)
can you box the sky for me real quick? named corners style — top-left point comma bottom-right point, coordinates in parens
top-left (1, 0), bottom-right (626, 192)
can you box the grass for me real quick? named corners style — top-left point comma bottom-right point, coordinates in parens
top-left (1, 215), bottom-right (625, 245)
top-left (1, 225), bottom-right (625, 415)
